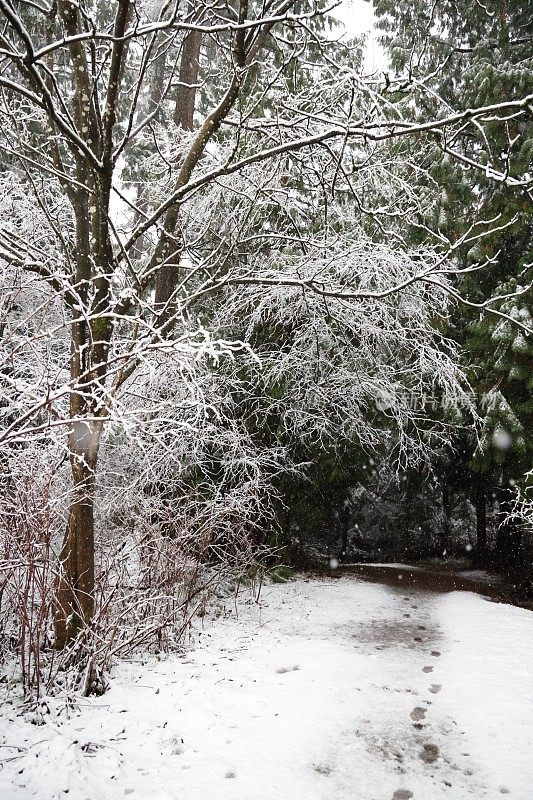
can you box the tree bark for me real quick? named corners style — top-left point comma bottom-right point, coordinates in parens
top-left (173, 5), bottom-right (202, 132)
top-left (154, 3), bottom-right (203, 323)
top-left (50, 0), bottom-right (121, 649)
top-left (338, 500), bottom-right (351, 560)
top-left (473, 475), bottom-right (487, 563)
top-left (442, 478), bottom-right (452, 554)
top-left (495, 481), bottom-right (523, 570)
top-left (54, 454), bottom-right (96, 649)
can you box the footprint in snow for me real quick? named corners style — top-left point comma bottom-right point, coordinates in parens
top-left (420, 743), bottom-right (439, 764)
top-left (428, 684), bottom-right (442, 694)
top-left (171, 740), bottom-right (185, 755)
top-left (410, 707), bottom-right (427, 722)
top-left (431, 650), bottom-right (441, 657)
top-left (422, 666), bottom-right (433, 673)
top-left (276, 665), bottom-right (300, 674)
top-left (392, 791), bottom-right (413, 800)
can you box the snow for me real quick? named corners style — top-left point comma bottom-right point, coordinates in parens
top-left (1, 577), bottom-right (532, 800)
top-left (459, 569), bottom-right (503, 585)
top-left (435, 593), bottom-right (533, 798)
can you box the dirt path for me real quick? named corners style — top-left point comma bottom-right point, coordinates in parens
top-left (325, 582), bottom-right (465, 799)
top-left (370, 587), bottom-right (454, 799)
top-left (342, 561), bottom-right (518, 604)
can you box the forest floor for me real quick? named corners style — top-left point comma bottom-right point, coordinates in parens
top-left (1, 572), bottom-right (532, 800)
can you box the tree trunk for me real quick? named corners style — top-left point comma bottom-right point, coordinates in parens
top-left (473, 475), bottom-right (487, 563)
top-left (401, 480), bottom-right (413, 557)
top-left (154, 3), bottom-right (203, 323)
top-left (339, 501), bottom-right (351, 560)
top-left (442, 478), bottom-right (452, 554)
top-left (132, 38), bottom-right (168, 261)
top-left (173, 7), bottom-right (202, 132)
top-left (495, 482), bottom-right (523, 571)
top-left (54, 452), bottom-right (97, 649)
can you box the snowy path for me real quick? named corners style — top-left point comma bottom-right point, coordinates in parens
top-left (1, 576), bottom-right (532, 800)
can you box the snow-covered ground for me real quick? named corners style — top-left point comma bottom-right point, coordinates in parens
top-left (1, 576), bottom-right (532, 800)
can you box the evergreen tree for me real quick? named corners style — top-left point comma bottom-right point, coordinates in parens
top-left (371, 0), bottom-right (533, 567)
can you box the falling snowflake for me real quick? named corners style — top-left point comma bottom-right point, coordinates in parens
top-left (492, 427), bottom-right (512, 451)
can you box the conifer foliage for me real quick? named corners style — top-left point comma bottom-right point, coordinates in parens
top-left (372, 0), bottom-right (533, 564)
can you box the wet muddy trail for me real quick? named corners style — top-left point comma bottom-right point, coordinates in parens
top-left (338, 583), bottom-right (454, 798)
top-left (344, 561), bottom-right (524, 606)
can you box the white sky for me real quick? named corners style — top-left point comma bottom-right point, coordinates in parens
top-left (334, 0), bottom-right (387, 72)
